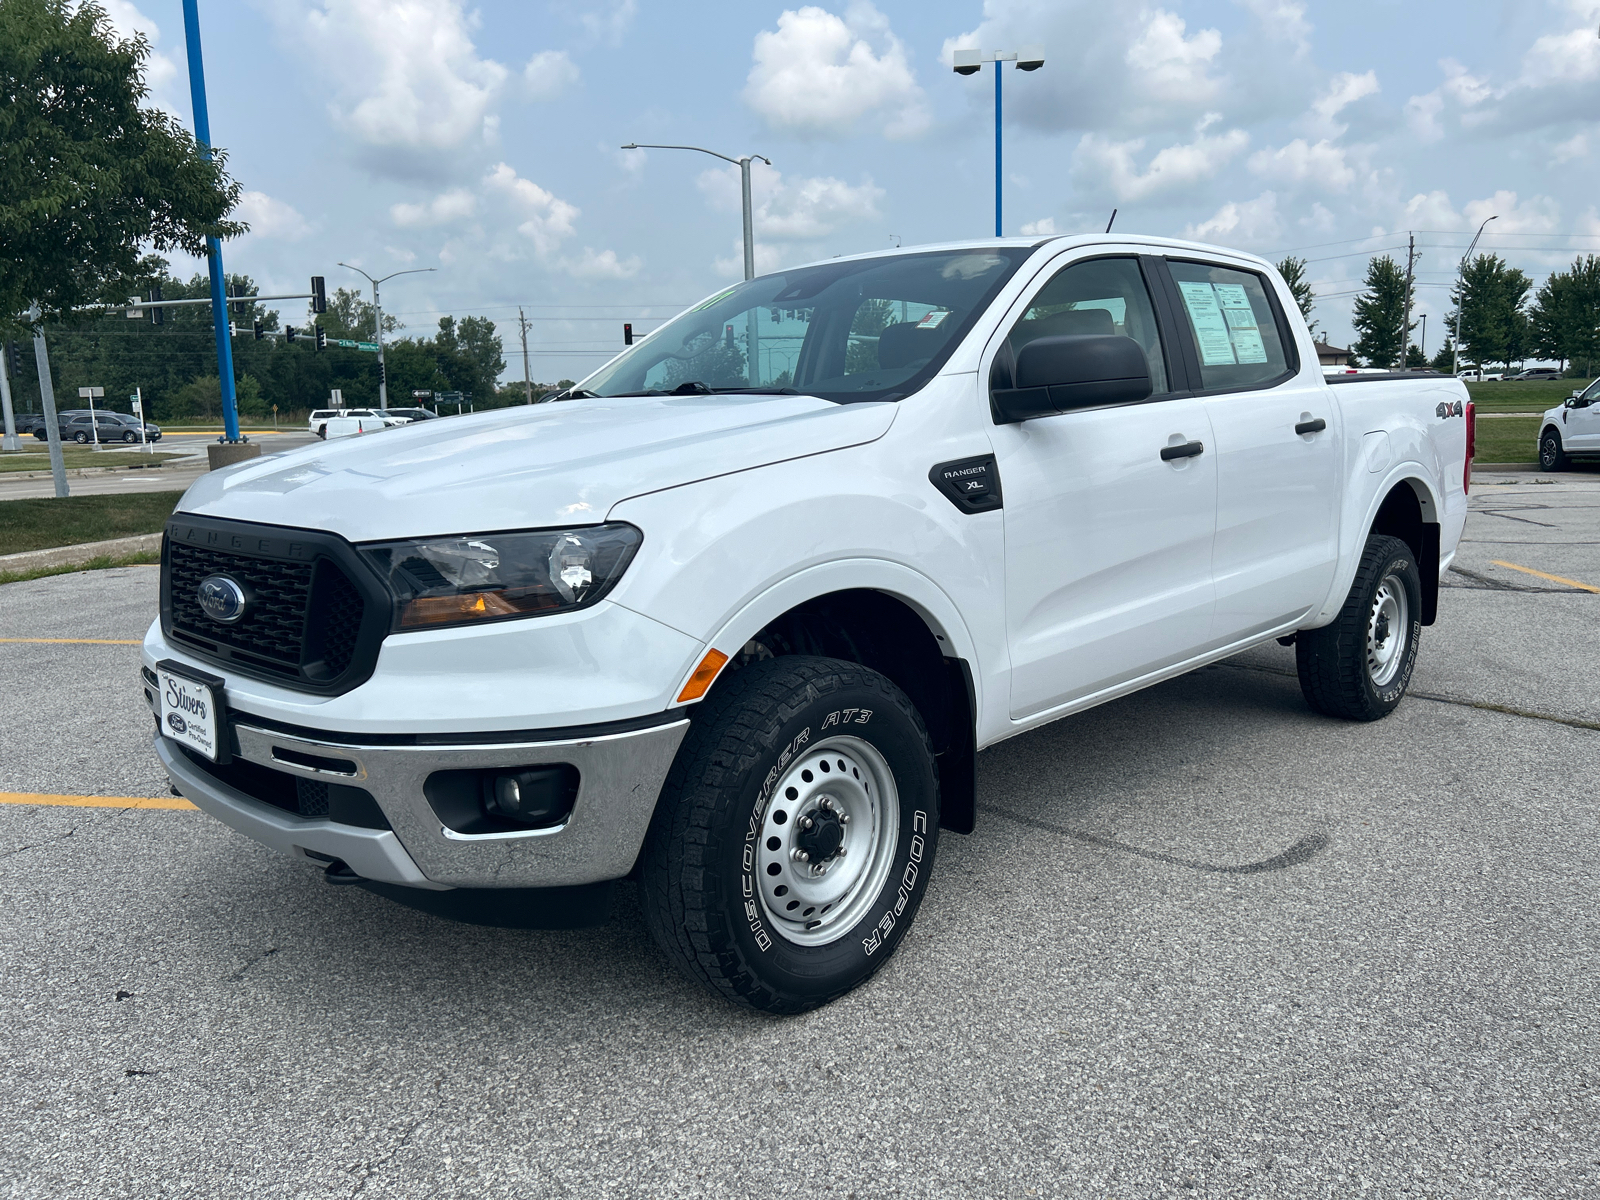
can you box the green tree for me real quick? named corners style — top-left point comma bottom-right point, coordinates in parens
top-left (1430, 341), bottom-right (1456, 373)
top-left (1405, 344), bottom-right (1426, 369)
top-left (317, 286), bottom-right (398, 342)
top-left (1276, 256), bottom-right (1320, 339)
top-left (1529, 256), bottom-right (1600, 374)
top-left (1350, 256), bottom-right (1412, 369)
top-left (1447, 254), bottom-right (1532, 372)
top-left (0, 0), bottom-right (244, 321)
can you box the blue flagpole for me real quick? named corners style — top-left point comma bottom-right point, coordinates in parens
top-left (181, 0), bottom-right (241, 443)
top-left (994, 66), bottom-right (1003, 238)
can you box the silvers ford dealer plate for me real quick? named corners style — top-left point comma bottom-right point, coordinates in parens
top-left (155, 662), bottom-right (224, 762)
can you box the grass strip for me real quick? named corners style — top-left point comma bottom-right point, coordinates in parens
top-left (1465, 379), bottom-right (1593, 413)
top-left (1473, 414), bottom-right (1539, 463)
top-left (0, 450), bottom-right (184, 473)
top-left (0, 491), bottom-right (182, 556)
top-left (0, 551), bottom-right (161, 586)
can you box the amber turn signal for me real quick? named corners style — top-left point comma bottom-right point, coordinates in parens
top-left (676, 648), bottom-right (729, 702)
top-left (400, 591), bottom-right (520, 628)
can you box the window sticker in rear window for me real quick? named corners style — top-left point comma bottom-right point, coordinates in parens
top-left (1176, 281), bottom-right (1237, 366)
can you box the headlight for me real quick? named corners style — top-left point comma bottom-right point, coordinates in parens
top-left (361, 523), bottom-right (642, 631)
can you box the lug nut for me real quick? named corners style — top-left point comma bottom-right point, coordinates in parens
top-left (792, 848), bottom-right (809, 863)
top-left (838, 812), bottom-right (850, 824)
top-left (836, 846), bottom-right (846, 858)
top-left (800, 815), bottom-right (814, 830)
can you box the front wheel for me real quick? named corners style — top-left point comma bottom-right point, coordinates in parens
top-left (123, 430), bottom-right (138, 443)
top-left (1540, 429), bottom-right (1569, 471)
top-left (73, 431), bottom-right (88, 444)
top-left (1296, 534), bottom-right (1422, 721)
top-left (642, 656), bottom-right (940, 1013)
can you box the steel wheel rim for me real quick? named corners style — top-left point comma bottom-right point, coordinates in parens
top-left (1367, 572), bottom-right (1409, 687)
top-left (755, 735), bottom-right (899, 948)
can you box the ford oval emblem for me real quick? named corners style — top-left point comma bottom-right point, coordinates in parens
top-left (197, 574), bottom-right (248, 624)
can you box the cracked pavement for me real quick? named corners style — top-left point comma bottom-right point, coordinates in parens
top-left (1, 472), bottom-right (1597, 1198)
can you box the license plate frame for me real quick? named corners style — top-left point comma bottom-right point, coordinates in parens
top-left (154, 659), bottom-right (230, 763)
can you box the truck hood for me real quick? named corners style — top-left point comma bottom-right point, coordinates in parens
top-left (177, 394), bottom-right (898, 541)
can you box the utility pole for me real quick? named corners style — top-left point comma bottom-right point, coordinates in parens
top-left (1399, 232), bottom-right (1417, 371)
top-left (0, 340), bottom-right (19, 452)
top-left (28, 305), bottom-right (68, 498)
top-left (952, 47), bottom-right (1046, 236)
top-left (519, 308), bottom-right (534, 404)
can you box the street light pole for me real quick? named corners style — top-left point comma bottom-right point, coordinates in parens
top-left (953, 46), bottom-right (1045, 237)
top-left (1452, 215), bottom-right (1498, 378)
top-left (338, 264), bottom-right (436, 409)
top-left (620, 144), bottom-right (772, 280)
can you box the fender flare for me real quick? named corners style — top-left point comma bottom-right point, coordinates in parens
top-left (1314, 462), bottom-right (1444, 626)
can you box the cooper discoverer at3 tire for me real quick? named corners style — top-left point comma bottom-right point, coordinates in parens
top-left (1296, 533), bottom-right (1422, 721)
top-left (641, 656), bottom-right (941, 1014)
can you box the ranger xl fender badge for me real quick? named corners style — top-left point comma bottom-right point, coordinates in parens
top-left (1435, 400), bottom-right (1464, 419)
top-left (930, 455), bottom-right (1003, 514)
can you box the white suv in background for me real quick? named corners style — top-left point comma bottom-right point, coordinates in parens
top-left (1539, 380), bottom-right (1600, 469)
top-left (309, 409), bottom-right (345, 437)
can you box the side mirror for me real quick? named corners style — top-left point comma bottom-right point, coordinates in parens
top-left (992, 334), bottom-right (1152, 423)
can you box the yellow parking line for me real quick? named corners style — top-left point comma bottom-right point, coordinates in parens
top-left (0, 638), bottom-right (143, 645)
top-left (1491, 560), bottom-right (1600, 594)
top-left (0, 792), bottom-right (197, 810)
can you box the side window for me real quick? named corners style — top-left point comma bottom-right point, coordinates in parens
top-left (1005, 256), bottom-right (1168, 395)
top-left (1167, 260), bottom-right (1292, 391)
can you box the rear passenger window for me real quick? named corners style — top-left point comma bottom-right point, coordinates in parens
top-left (1167, 261), bottom-right (1292, 391)
top-left (1006, 256), bottom-right (1168, 395)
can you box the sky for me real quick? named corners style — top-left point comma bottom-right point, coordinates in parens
top-left (106, 0), bottom-right (1600, 380)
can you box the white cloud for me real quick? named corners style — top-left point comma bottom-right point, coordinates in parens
top-left (695, 163), bottom-right (884, 275)
top-left (580, 0), bottom-right (638, 46)
top-left (485, 163), bottom-right (580, 254)
top-left (1234, 0), bottom-right (1311, 53)
top-left (1186, 191), bottom-right (1283, 246)
top-left (98, 0), bottom-right (182, 114)
top-left (1125, 10), bottom-right (1225, 107)
top-left (235, 192), bottom-right (313, 240)
top-left (1248, 138), bottom-right (1358, 190)
top-left (281, 0), bottom-right (508, 159)
top-left (1307, 70), bottom-right (1378, 136)
top-left (1073, 119), bottom-right (1250, 203)
top-left (562, 248), bottom-right (642, 280)
top-left (1554, 132), bottom-right (1589, 162)
top-left (1020, 217), bottom-right (1059, 236)
top-left (391, 188), bottom-right (478, 227)
top-left (524, 50), bottom-right (580, 101)
top-left (744, 3), bottom-right (929, 140)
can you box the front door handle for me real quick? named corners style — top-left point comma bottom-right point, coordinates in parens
top-left (1295, 417), bottom-right (1327, 435)
top-left (1160, 440), bottom-right (1205, 461)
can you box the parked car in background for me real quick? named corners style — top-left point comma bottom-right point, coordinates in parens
top-left (100, 412), bottom-right (163, 442)
top-left (1456, 369), bottom-right (1503, 382)
top-left (309, 408), bottom-right (345, 437)
top-left (381, 408), bottom-right (438, 422)
top-left (10, 413), bottom-right (50, 436)
top-left (1509, 368), bottom-right (1562, 381)
top-left (320, 414), bottom-right (390, 439)
top-left (1539, 379), bottom-right (1600, 469)
top-left (38, 412), bottom-right (139, 444)
top-left (348, 408), bottom-right (409, 426)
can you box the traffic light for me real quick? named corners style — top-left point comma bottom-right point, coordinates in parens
top-left (229, 321), bottom-right (238, 337)
top-left (310, 276), bottom-right (327, 314)
top-left (286, 325), bottom-right (298, 344)
top-left (5, 342), bottom-right (22, 378)
top-left (149, 284), bottom-right (163, 326)
top-left (623, 323), bottom-right (633, 346)
top-left (253, 320), bottom-right (264, 341)
top-left (378, 362), bottom-right (387, 386)
top-left (315, 324), bottom-right (327, 352)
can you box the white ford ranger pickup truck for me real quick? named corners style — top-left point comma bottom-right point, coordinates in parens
top-left (143, 236), bottom-right (1472, 1012)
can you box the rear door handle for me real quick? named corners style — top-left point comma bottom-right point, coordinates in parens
top-left (1295, 418), bottom-right (1327, 435)
top-left (1160, 441), bottom-right (1205, 461)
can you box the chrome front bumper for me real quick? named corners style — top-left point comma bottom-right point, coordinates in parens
top-left (156, 716), bottom-right (690, 890)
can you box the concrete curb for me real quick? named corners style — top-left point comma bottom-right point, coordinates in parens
top-left (1472, 463), bottom-right (1543, 473)
top-left (0, 533), bottom-right (163, 574)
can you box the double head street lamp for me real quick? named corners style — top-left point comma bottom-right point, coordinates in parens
top-left (620, 144), bottom-right (771, 280)
top-left (337, 264), bottom-right (436, 409)
top-left (953, 46), bottom-right (1045, 237)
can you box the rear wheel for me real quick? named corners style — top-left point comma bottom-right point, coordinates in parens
top-left (1540, 428), bottom-right (1569, 471)
top-left (642, 656), bottom-right (940, 1013)
top-left (1296, 534), bottom-right (1422, 721)
top-left (73, 430), bottom-right (88, 444)
top-left (123, 430), bottom-right (138, 443)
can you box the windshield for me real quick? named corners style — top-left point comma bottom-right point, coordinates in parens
top-left (579, 248), bottom-right (1032, 404)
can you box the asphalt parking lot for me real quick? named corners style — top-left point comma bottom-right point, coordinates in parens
top-left (2, 471), bottom-right (1597, 1198)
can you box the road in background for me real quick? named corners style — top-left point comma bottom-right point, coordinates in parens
top-left (0, 473), bottom-right (1596, 1196)
top-left (0, 432), bottom-right (320, 501)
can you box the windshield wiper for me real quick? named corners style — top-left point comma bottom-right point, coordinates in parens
top-left (708, 387), bottom-right (801, 395)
